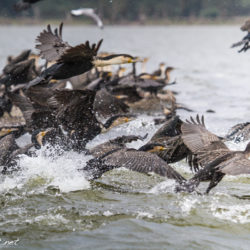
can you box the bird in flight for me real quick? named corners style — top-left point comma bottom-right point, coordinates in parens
top-left (27, 23), bottom-right (141, 88)
top-left (71, 8), bottom-right (104, 29)
top-left (14, 0), bottom-right (43, 11)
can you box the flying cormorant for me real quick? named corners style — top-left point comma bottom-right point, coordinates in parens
top-left (28, 23), bottom-right (141, 88)
top-left (177, 115), bottom-right (250, 193)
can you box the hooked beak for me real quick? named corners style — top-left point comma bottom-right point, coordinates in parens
top-left (130, 57), bottom-right (144, 63)
top-left (148, 145), bottom-right (168, 153)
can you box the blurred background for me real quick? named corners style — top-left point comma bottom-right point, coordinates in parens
top-left (1, 0), bottom-right (250, 25)
top-left (2, 2), bottom-right (250, 249)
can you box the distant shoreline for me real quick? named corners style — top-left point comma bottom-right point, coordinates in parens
top-left (0, 16), bottom-right (248, 26)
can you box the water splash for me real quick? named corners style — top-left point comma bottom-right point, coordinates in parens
top-left (0, 145), bottom-right (91, 194)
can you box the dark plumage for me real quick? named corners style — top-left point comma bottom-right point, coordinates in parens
top-left (177, 115), bottom-right (250, 193)
top-left (3, 50), bottom-right (31, 73)
top-left (101, 114), bottom-right (135, 131)
top-left (47, 89), bottom-right (101, 147)
top-left (93, 89), bottom-right (129, 118)
top-left (31, 127), bottom-right (66, 149)
top-left (27, 23), bottom-right (103, 88)
top-left (14, 0), bottom-right (43, 11)
top-left (0, 134), bottom-right (34, 174)
top-left (7, 91), bottom-right (56, 131)
top-left (0, 59), bottom-right (38, 87)
top-left (141, 116), bottom-right (194, 166)
top-left (231, 32), bottom-right (250, 52)
top-left (231, 20), bottom-right (250, 52)
top-left (87, 134), bottom-right (147, 158)
top-left (226, 122), bottom-right (250, 142)
top-left (84, 147), bottom-right (186, 182)
top-left (0, 94), bottom-right (12, 118)
top-left (0, 126), bottom-right (25, 139)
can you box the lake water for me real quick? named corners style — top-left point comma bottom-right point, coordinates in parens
top-left (1, 25), bottom-right (250, 250)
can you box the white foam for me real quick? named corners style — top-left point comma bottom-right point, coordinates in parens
top-left (211, 203), bottom-right (250, 224)
top-left (179, 196), bottom-right (200, 215)
top-left (26, 213), bottom-right (69, 225)
top-left (0, 146), bottom-right (91, 194)
top-left (148, 179), bottom-right (176, 194)
top-left (136, 211), bottom-right (154, 219)
top-left (103, 210), bottom-right (113, 216)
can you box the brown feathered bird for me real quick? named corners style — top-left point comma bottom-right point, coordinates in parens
top-left (177, 115), bottom-right (250, 193)
top-left (231, 19), bottom-right (250, 52)
top-left (84, 134), bottom-right (185, 183)
top-left (0, 134), bottom-right (34, 174)
top-left (140, 116), bottom-right (192, 165)
top-left (84, 147), bottom-right (186, 183)
top-left (226, 122), bottom-right (250, 142)
top-left (47, 89), bottom-right (101, 148)
top-left (27, 23), bottom-right (140, 88)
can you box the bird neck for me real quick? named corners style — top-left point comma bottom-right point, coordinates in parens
top-left (93, 57), bottom-right (126, 67)
top-left (160, 65), bottom-right (165, 78)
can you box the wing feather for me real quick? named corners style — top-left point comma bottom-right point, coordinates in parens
top-left (102, 149), bottom-right (186, 182)
top-left (35, 23), bottom-right (70, 62)
top-left (57, 39), bottom-right (103, 63)
top-left (181, 115), bottom-right (227, 153)
top-left (218, 155), bottom-right (250, 175)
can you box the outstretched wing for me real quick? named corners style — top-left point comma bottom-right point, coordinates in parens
top-left (102, 149), bottom-right (186, 183)
top-left (231, 33), bottom-right (250, 52)
top-left (57, 39), bottom-right (103, 63)
top-left (89, 13), bottom-right (104, 29)
top-left (241, 19), bottom-right (250, 32)
top-left (47, 89), bottom-right (100, 136)
top-left (7, 92), bottom-right (35, 126)
top-left (36, 23), bottom-right (71, 62)
top-left (71, 8), bottom-right (104, 29)
top-left (217, 154), bottom-right (250, 175)
top-left (181, 115), bottom-right (227, 153)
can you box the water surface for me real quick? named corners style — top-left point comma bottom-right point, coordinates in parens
top-left (0, 25), bottom-right (250, 250)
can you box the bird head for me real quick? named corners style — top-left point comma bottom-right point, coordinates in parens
top-left (139, 143), bottom-right (168, 153)
top-left (32, 128), bottom-right (55, 149)
top-left (93, 54), bottom-right (143, 67)
top-left (101, 114), bottom-right (135, 132)
top-left (0, 127), bottom-right (19, 138)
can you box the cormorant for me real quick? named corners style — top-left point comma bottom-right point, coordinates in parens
top-left (14, 0), bottom-right (43, 11)
top-left (28, 23), bottom-right (141, 88)
top-left (84, 144), bottom-right (186, 183)
top-left (141, 116), bottom-right (194, 166)
top-left (231, 19), bottom-right (250, 52)
top-left (226, 122), bottom-right (250, 142)
top-left (177, 115), bottom-right (250, 193)
top-left (0, 134), bottom-right (34, 174)
top-left (93, 89), bottom-right (129, 118)
top-left (152, 62), bottom-right (165, 78)
top-left (87, 134), bottom-right (147, 158)
top-left (0, 126), bottom-right (25, 139)
top-left (0, 58), bottom-right (38, 87)
top-left (8, 91), bottom-right (56, 132)
top-left (3, 50), bottom-right (31, 73)
top-left (31, 127), bottom-right (66, 149)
